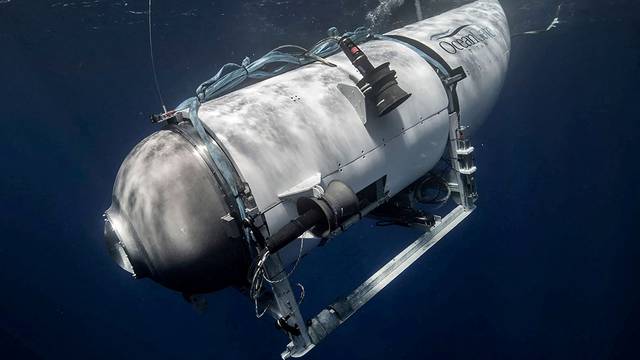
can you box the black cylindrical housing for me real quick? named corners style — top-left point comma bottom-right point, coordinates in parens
top-left (339, 36), bottom-right (375, 75)
top-left (265, 208), bottom-right (325, 253)
top-left (265, 180), bottom-right (360, 253)
top-left (339, 36), bottom-right (411, 116)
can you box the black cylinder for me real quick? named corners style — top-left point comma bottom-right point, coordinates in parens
top-left (339, 37), bottom-right (375, 74)
top-left (265, 181), bottom-right (359, 253)
top-left (338, 36), bottom-right (411, 116)
top-left (265, 207), bottom-right (325, 253)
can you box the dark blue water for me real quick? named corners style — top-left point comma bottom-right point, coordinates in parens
top-left (1, 1), bottom-right (639, 359)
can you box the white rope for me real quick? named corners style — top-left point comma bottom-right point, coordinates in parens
top-left (148, 0), bottom-right (167, 113)
top-left (249, 236), bottom-right (307, 318)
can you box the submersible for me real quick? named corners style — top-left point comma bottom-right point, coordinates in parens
top-left (104, 0), bottom-right (510, 357)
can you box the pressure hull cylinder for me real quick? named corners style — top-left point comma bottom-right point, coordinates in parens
top-left (104, 0), bottom-right (510, 294)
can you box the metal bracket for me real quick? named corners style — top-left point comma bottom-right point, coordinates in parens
top-left (447, 114), bottom-right (478, 209)
top-left (277, 173), bottom-right (324, 202)
top-left (280, 205), bottom-right (473, 358)
top-left (263, 253), bottom-right (315, 357)
top-left (150, 110), bottom-right (184, 125)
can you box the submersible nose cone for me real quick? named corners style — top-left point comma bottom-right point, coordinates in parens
top-left (103, 128), bottom-right (250, 294)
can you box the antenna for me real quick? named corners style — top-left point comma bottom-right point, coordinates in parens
top-left (148, 0), bottom-right (167, 113)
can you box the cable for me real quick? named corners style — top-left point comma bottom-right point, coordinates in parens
top-left (415, 174), bottom-right (451, 208)
top-left (296, 283), bottom-right (305, 305)
top-left (250, 250), bottom-right (271, 318)
top-left (148, 0), bottom-right (167, 113)
top-left (249, 236), bottom-right (306, 318)
top-left (175, 26), bottom-right (371, 112)
top-left (263, 237), bottom-right (305, 284)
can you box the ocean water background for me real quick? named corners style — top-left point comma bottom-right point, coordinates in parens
top-left (1, 0), bottom-right (639, 358)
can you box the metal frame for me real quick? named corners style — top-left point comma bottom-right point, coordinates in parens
top-left (281, 204), bottom-right (473, 358)
top-left (262, 93), bottom-right (478, 357)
